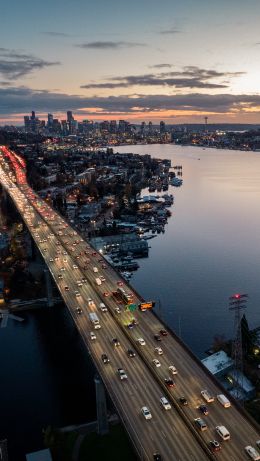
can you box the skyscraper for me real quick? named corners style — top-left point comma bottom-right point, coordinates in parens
top-left (160, 121), bottom-right (166, 134)
top-left (47, 113), bottom-right (54, 128)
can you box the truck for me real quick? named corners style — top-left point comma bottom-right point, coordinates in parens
top-left (95, 277), bottom-right (102, 286)
top-left (89, 312), bottom-right (101, 329)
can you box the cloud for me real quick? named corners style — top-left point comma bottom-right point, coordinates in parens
top-left (42, 31), bottom-right (72, 37)
top-left (1, 86), bottom-right (260, 117)
top-left (0, 48), bottom-right (59, 80)
top-left (159, 27), bottom-right (181, 35)
top-left (81, 66), bottom-right (245, 90)
top-left (75, 41), bottom-right (146, 49)
top-left (149, 64), bottom-right (172, 69)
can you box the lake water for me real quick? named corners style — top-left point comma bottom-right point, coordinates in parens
top-left (117, 145), bottom-right (260, 356)
top-left (1, 144), bottom-right (260, 459)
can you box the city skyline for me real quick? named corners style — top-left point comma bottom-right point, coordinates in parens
top-left (1, 0), bottom-right (260, 125)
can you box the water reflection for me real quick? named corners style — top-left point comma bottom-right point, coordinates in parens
top-left (118, 145), bottom-right (260, 356)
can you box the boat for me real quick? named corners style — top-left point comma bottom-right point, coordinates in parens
top-left (170, 177), bottom-right (183, 187)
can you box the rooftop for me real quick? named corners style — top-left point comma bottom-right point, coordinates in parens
top-left (202, 350), bottom-right (234, 375)
top-left (26, 448), bottom-right (52, 461)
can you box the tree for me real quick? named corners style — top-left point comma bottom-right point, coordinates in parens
top-left (241, 313), bottom-right (254, 356)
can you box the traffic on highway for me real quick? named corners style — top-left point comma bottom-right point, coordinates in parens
top-left (1, 145), bottom-right (260, 461)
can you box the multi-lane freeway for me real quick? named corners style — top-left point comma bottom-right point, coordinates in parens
top-left (1, 145), bottom-right (260, 461)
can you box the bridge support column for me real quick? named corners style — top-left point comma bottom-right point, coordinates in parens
top-left (44, 269), bottom-right (53, 307)
top-left (94, 375), bottom-right (109, 435)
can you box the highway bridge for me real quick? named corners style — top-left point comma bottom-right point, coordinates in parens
top-left (1, 145), bottom-right (260, 461)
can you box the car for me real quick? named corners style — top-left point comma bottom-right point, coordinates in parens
top-left (55, 256), bottom-right (59, 261)
top-left (201, 389), bottom-right (214, 403)
top-left (153, 454), bottom-right (162, 461)
top-left (160, 396), bottom-right (171, 410)
top-left (102, 264), bottom-right (107, 269)
top-left (88, 298), bottom-right (95, 306)
top-left (76, 307), bottom-right (82, 315)
top-left (103, 291), bottom-right (110, 297)
top-left (77, 281), bottom-right (83, 287)
top-left (169, 365), bottom-right (178, 375)
top-left (64, 286), bottom-right (69, 291)
top-left (154, 334), bottom-right (162, 342)
top-left (60, 267), bottom-right (66, 271)
top-left (58, 274), bottom-right (63, 279)
top-left (73, 264), bottom-right (78, 270)
top-left (209, 440), bottom-right (221, 452)
top-left (101, 353), bottom-right (110, 364)
top-left (164, 378), bottom-right (175, 388)
top-left (92, 252), bottom-right (97, 256)
top-left (179, 396), bottom-right (188, 405)
top-left (155, 347), bottom-right (163, 355)
top-left (141, 406), bottom-right (152, 420)
top-left (112, 338), bottom-right (120, 347)
top-left (199, 404), bottom-right (209, 416)
top-left (127, 349), bottom-right (136, 358)
top-left (160, 329), bottom-right (168, 336)
top-left (194, 417), bottom-right (207, 431)
top-left (81, 278), bottom-right (87, 283)
top-left (117, 280), bottom-right (124, 286)
top-left (114, 307), bottom-right (121, 314)
top-left (75, 291), bottom-right (81, 298)
top-left (245, 446), bottom-right (260, 460)
top-left (152, 359), bottom-right (161, 367)
top-left (137, 338), bottom-right (146, 346)
top-left (100, 275), bottom-right (106, 282)
top-left (117, 368), bottom-right (127, 380)
top-left (99, 302), bottom-right (108, 312)
top-left (49, 258), bottom-right (54, 262)
top-left (63, 258), bottom-right (67, 263)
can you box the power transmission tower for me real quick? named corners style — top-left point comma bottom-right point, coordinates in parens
top-left (229, 293), bottom-right (248, 400)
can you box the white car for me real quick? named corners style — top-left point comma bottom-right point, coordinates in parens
top-left (201, 389), bottom-right (214, 403)
top-left (73, 265), bottom-right (78, 270)
top-left (90, 331), bottom-right (96, 340)
top-left (75, 291), bottom-right (81, 298)
top-left (100, 275), bottom-right (106, 282)
top-left (155, 347), bottom-right (163, 355)
top-left (160, 397), bottom-right (171, 410)
top-left (137, 338), bottom-right (146, 346)
top-left (117, 368), bottom-right (127, 380)
top-left (245, 446), bottom-right (260, 460)
top-left (152, 359), bottom-right (161, 368)
top-left (141, 406), bottom-right (152, 420)
top-left (169, 365), bottom-right (178, 375)
top-left (88, 298), bottom-right (95, 307)
top-left (77, 281), bottom-right (83, 287)
top-left (99, 303), bottom-right (108, 312)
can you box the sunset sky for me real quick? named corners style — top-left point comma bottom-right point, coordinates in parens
top-left (1, 0), bottom-right (260, 124)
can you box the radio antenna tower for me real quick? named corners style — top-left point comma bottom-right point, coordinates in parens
top-left (229, 293), bottom-right (248, 400)
top-left (204, 116), bottom-right (208, 132)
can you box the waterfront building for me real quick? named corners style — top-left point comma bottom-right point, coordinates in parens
top-left (202, 350), bottom-right (255, 400)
